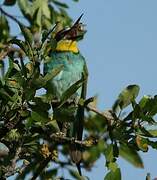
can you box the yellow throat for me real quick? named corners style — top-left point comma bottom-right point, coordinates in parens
top-left (56, 40), bottom-right (79, 53)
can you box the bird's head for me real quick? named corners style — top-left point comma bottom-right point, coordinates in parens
top-left (55, 14), bottom-right (86, 42)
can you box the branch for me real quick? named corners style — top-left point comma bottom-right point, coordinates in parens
top-left (50, 133), bottom-right (98, 148)
top-left (0, 6), bottom-right (22, 25)
top-left (83, 97), bottom-right (117, 125)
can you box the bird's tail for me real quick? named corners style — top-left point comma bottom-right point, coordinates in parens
top-left (70, 145), bottom-right (82, 176)
top-left (76, 162), bottom-right (82, 176)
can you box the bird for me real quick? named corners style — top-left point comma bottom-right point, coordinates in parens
top-left (44, 14), bottom-right (88, 176)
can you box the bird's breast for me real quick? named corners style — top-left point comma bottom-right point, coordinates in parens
top-left (44, 51), bottom-right (85, 100)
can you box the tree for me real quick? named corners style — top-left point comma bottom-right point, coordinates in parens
top-left (0, 0), bottom-right (157, 179)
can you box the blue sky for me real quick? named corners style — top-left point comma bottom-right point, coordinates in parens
top-left (69, 1), bottom-right (157, 180)
top-left (3, 0), bottom-right (157, 179)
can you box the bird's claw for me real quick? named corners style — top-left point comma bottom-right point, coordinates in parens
top-left (56, 132), bottom-right (66, 137)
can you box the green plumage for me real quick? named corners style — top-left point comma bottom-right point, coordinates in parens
top-left (44, 51), bottom-right (86, 102)
top-left (44, 50), bottom-right (88, 175)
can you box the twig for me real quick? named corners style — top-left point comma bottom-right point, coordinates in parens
top-left (50, 133), bottom-right (97, 147)
top-left (86, 104), bottom-right (116, 125)
top-left (0, 6), bottom-right (22, 25)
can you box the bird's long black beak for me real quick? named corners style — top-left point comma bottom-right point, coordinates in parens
top-left (73, 13), bottom-right (84, 26)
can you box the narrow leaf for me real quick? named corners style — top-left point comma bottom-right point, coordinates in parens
top-left (69, 169), bottom-right (87, 180)
top-left (0, 88), bottom-right (13, 101)
top-left (53, 0), bottom-right (69, 8)
top-left (139, 95), bottom-right (151, 108)
top-left (112, 85), bottom-right (140, 112)
top-left (136, 136), bottom-right (148, 152)
top-left (58, 77), bottom-right (85, 108)
top-left (9, 38), bottom-right (28, 55)
top-left (43, 65), bottom-right (63, 82)
top-left (104, 168), bottom-right (121, 180)
top-left (34, 65), bottom-right (63, 89)
top-left (148, 129), bottom-right (157, 137)
top-left (119, 143), bottom-right (143, 168)
top-left (18, 24), bottom-right (33, 45)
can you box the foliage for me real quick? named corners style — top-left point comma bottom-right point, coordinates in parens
top-left (0, 0), bottom-right (157, 180)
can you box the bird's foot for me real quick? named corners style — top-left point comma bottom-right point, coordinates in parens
top-left (56, 131), bottom-right (66, 137)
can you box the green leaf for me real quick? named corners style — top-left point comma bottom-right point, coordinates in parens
top-left (49, 38), bottom-right (57, 51)
top-left (9, 38), bottom-right (28, 55)
top-left (112, 85), bottom-right (140, 112)
top-left (146, 96), bottom-right (157, 116)
top-left (0, 15), bottom-right (10, 43)
top-left (139, 95), bottom-right (157, 116)
top-left (32, 7), bottom-right (42, 27)
top-left (69, 169), bottom-right (88, 180)
top-left (4, 0), bottom-right (16, 6)
top-left (141, 115), bottom-right (155, 124)
top-left (147, 140), bottom-right (157, 149)
top-left (34, 65), bottom-right (63, 89)
top-left (4, 58), bottom-right (14, 79)
top-left (139, 95), bottom-right (151, 108)
top-left (108, 162), bottom-right (118, 172)
top-left (137, 126), bottom-right (154, 138)
top-left (43, 65), bottom-right (63, 83)
top-left (0, 88), bottom-right (13, 101)
top-left (119, 143), bottom-right (143, 168)
top-left (6, 129), bottom-right (20, 141)
top-left (104, 144), bottom-right (114, 163)
top-left (18, 24), bottom-right (33, 45)
top-left (40, 168), bottom-right (57, 179)
top-left (104, 168), bottom-right (121, 180)
top-left (30, 103), bottom-right (49, 124)
top-left (148, 129), bottom-right (157, 137)
top-left (41, 30), bottom-right (49, 44)
top-left (19, 55), bottom-right (27, 78)
top-left (60, 8), bottom-right (72, 24)
top-left (18, 0), bottom-right (32, 22)
top-left (19, 109), bottom-right (30, 117)
top-left (136, 136), bottom-right (148, 152)
top-left (53, 0), bottom-right (69, 8)
top-left (7, 72), bottom-right (25, 88)
top-left (24, 87), bottom-right (36, 101)
top-left (83, 140), bottom-right (103, 166)
top-left (32, 97), bottom-right (51, 111)
top-left (32, 0), bottom-right (51, 25)
top-left (58, 77), bottom-right (85, 107)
